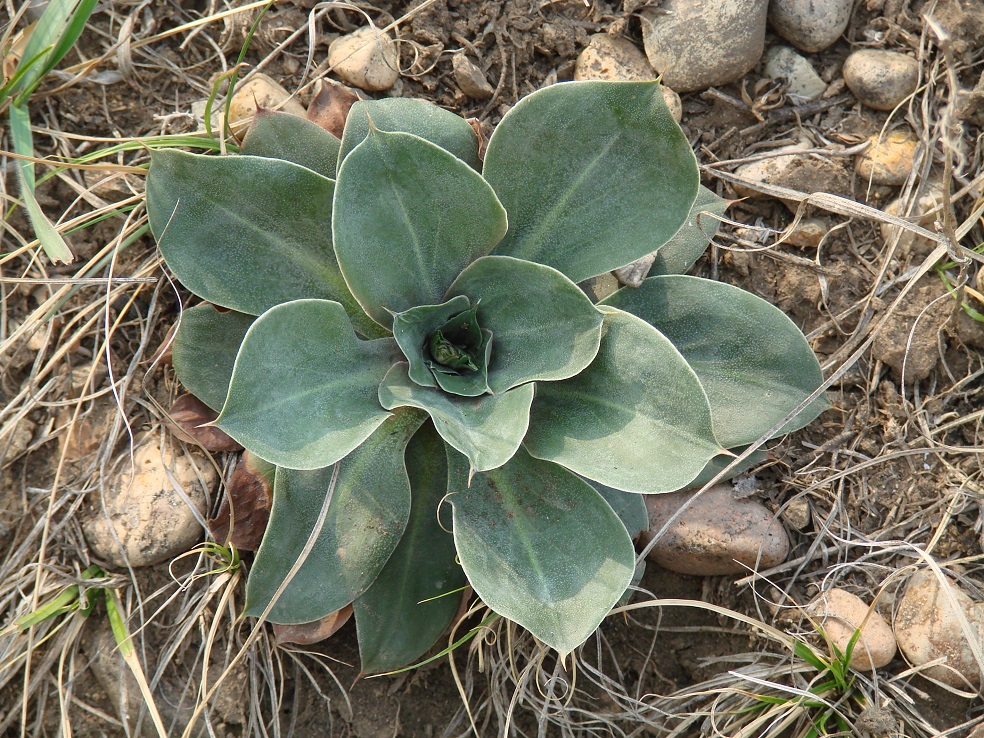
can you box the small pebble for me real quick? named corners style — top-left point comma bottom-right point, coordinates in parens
top-left (731, 142), bottom-right (810, 198)
top-left (894, 569), bottom-right (984, 688)
top-left (639, 483), bottom-right (790, 576)
top-left (574, 34), bottom-right (656, 82)
top-left (856, 130), bottom-right (918, 186)
top-left (2, 417), bottom-right (35, 460)
top-left (452, 53), bottom-right (494, 99)
top-left (227, 74), bottom-right (306, 126)
top-left (880, 186), bottom-right (943, 258)
top-left (806, 588), bottom-right (897, 670)
top-left (328, 25), bottom-right (400, 92)
top-left (843, 49), bottom-right (919, 111)
top-left (763, 46), bottom-right (827, 101)
top-left (769, 0), bottom-right (853, 52)
top-left (641, 0), bottom-right (768, 93)
top-left (83, 437), bottom-right (217, 567)
top-left (781, 217), bottom-right (827, 250)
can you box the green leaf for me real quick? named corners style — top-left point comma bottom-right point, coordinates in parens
top-left (172, 304), bottom-right (255, 411)
top-left (217, 299), bottom-right (397, 470)
top-left (5, 0), bottom-right (99, 103)
top-left (241, 109), bottom-right (341, 179)
top-left (524, 307), bottom-right (721, 493)
top-left (448, 448), bottom-right (635, 656)
top-left (589, 481), bottom-right (649, 539)
top-left (686, 448), bottom-right (770, 489)
top-left (484, 81), bottom-right (698, 283)
top-left (147, 150), bottom-right (383, 338)
top-left (378, 363), bottom-right (533, 472)
top-left (354, 423), bottom-right (467, 674)
top-left (245, 409), bottom-right (426, 623)
top-left (447, 256), bottom-right (604, 394)
top-left (10, 104), bottom-right (74, 263)
top-left (333, 130), bottom-right (508, 329)
top-left (601, 276), bottom-right (827, 447)
top-left (338, 98), bottom-right (481, 172)
top-left (650, 186), bottom-right (729, 276)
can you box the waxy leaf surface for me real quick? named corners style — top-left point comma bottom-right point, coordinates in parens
top-left (147, 150), bottom-right (381, 338)
top-left (483, 81), bottom-right (698, 282)
top-left (590, 481), bottom-right (650, 539)
top-left (602, 276), bottom-right (827, 447)
top-left (524, 307), bottom-right (721, 493)
top-left (650, 186), bottom-right (729, 276)
top-left (354, 423), bottom-right (466, 673)
top-left (378, 363), bottom-right (533, 472)
top-left (338, 98), bottom-right (481, 171)
top-left (449, 448), bottom-right (635, 655)
top-left (245, 409), bottom-right (426, 623)
top-left (334, 131), bottom-right (507, 329)
top-left (171, 304), bottom-right (254, 411)
top-left (447, 256), bottom-right (604, 393)
top-left (241, 109), bottom-right (341, 179)
top-left (217, 299), bottom-right (397, 470)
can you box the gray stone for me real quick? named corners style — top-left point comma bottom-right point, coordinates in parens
top-left (640, 483), bottom-right (790, 575)
top-left (763, 46), bottom-right (827, 101)
top-left (452, 53), bottom-right (494, 99)
top-left (894, 570), bottom-right (984, 688)
top-left (641, 0), bottom-right (768, 93)
top-left (843, 49), bottom-right (919, 111)
top-left (769, 0), bottom-right (853, 53)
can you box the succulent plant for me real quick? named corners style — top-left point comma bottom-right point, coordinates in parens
top-left (146, 81), bottom-right (826, 672)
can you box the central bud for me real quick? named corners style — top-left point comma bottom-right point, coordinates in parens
top-left (392, 295), bottom-right (493, 397)
top-left (427, 306), bottom-right (482, 373)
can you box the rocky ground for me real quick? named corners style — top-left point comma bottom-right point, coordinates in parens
top-left (1, 0), bottom-right (983, 736)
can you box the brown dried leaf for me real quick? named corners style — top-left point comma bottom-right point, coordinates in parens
top-left (209, 450), bottom-right (274, 550)
top-left (466, 118), bottom-right (489, 163)
top-left (306, 78), bottom-right (361, 138)
top-left (168, 394), bottom-right (243, 452)
top-left (272, 605), bottom-right (354, 645)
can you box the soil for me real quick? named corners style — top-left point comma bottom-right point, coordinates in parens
top-left (1, 0), bottom-right (983, 736)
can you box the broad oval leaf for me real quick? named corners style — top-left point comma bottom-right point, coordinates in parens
top-left (378, 362), bottom-right (533, 472)
top-left (241, 109), bottom-right (341, 179)
top-left (245, 409), bottom-right (426, 624)
top-left (483, 81), bottom-right (698, 283)
top-left (650, 185), bottom-right (729, 276)
top-left (338, 98), bottom-right (481, 172)
top-left (354, 423), bottom-right (467, 674)
top-left (524, 307), bottom-right (722, 493)
top-left (601, 276), bottom-right (827, 447)
top-left (446, 256), bottom-right (604, 394)
top-left (333, 130), bottom-right (508, 329)
top-left (448, 448), bottom-right (635, 656)
top-left (217, 299), bottom-right (398, 470)
top-left (172, 304), bottom-right (254, 411)
top-left (147, 150), bottom-right (383, 338)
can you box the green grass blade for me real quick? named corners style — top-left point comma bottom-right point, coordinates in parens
top-left (9, 103), bottom-right (75, 263)
top-left (9, 0), bottom-right (98, 102)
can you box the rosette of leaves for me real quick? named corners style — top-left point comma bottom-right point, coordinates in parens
top-left (146, 81), bottom-right (826, 671)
